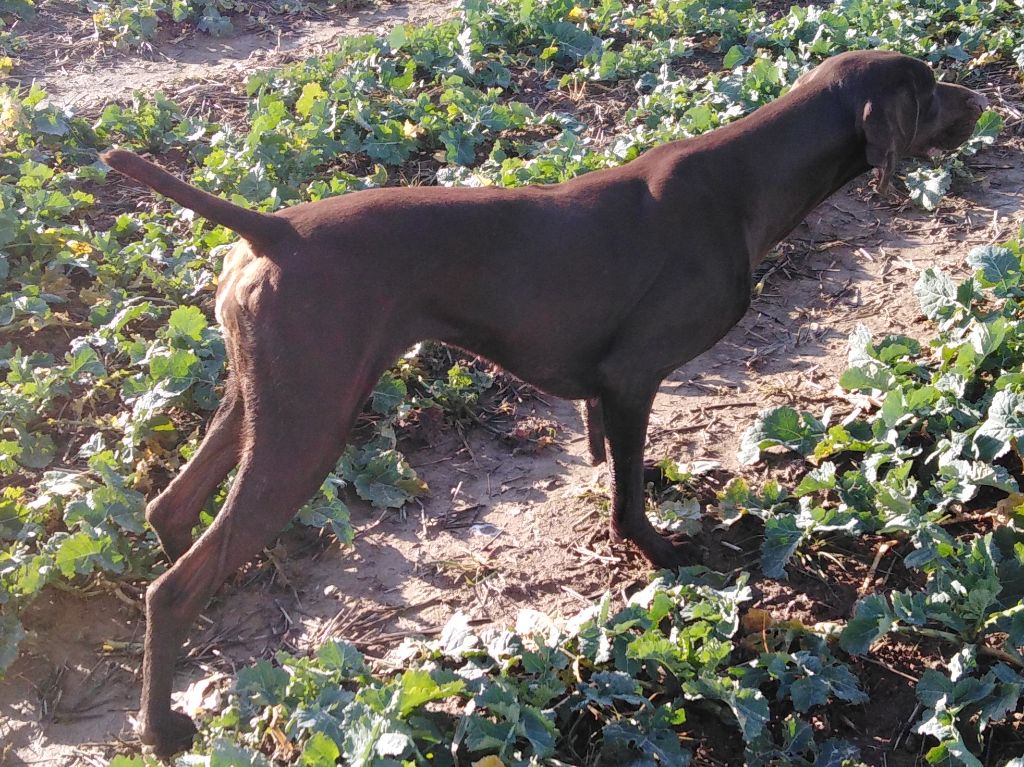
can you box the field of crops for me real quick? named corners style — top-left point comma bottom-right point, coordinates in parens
top-left (1, 0), bottom-right (1023, 764)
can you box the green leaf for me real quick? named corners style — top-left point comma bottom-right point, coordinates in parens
top-left (917, 669), bottom-right (955, 708)
top-left (66, 346), bottom-right (105, 379)
top-left (235, 660), bottom-right (288, 705)
top-left (375, 731), bottom-right (412, 757)
top-left (761, 515), bottom-right (805, 579)
top-left (602, 720), bottom-right (691, 766)
top-left (840, 594), bottom-right (894, 655)
top-left (295, 82), bottom-right (326, 118)
top-left (738, 407), bottom-right (824, 464)
top-left (724, 685), bottom-right (770, 742)
top-left (915, 268), bottom-right (958, 320)
top-left (397, 669), bottom-right (464, 718)
top-left (371, 374), bottom-right (407, 415)
top-left (107, 758), bottom-right (147, 767)
top-left (814, 740), bottom-right (861, 767)
top-left (301, 732), bottom-right (340, 766)
top-left (971, 110), bottom-right (1003, 141)
top-left (924, 737), bottom-right (983, 767)
top-left (209, 740), bottom-right (272, 767)
top-left (0, 612), bottom-right (26, 673)
top-left (790, 674), bottom-right (830, 712)
top-left (388, 24), bottom-right (408, 50)
top-left (966, 245), bottom-right (1020, 293)
top-left (343, 446), bottom-right (427, 508)
top-left (54, 532), bottom-right (120, 578)
top-left (968, 317), bottom-right (1008, 360)
top-left (167, 305), bottom-right (208, 341)
top-left (974, 389), bottom-right (1024, 461)
top-left (723, 45), bottom-right (749, 68)
top-left (17, 432), bottom-right (55, 469)
top-left (316, 639), bottom-right (366, 676)
top-left (906, 165), bottom-right (952, 211)
top-left (839, 363), bottom-right (896, 392)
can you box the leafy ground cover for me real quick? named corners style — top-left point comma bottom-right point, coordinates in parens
top-left (0, 0), bottom-right (361, 50)
top-left (1, 0), bottom-right (1023, 764)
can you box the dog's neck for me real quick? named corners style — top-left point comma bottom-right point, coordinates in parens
top-left (651, 85), bottom-right (868, 270)
top-left (700, 87), bottom-right (871, 270)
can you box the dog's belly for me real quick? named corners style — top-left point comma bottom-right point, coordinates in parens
top-left (438, 287), bottom-right (750, 402)
top-left (438, 330), bottom-right (604, 401)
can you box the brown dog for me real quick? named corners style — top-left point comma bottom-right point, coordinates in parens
top-left (102, 50), bottom-right (985, 756)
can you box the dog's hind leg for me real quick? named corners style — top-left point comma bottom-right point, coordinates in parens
top-left (138, 389), bottom-right (351, 757)
top-left (144, 377), bottom-right (244, 562)
top-left (584, 397), bottom-right (606, 465)
top-left (601, 383), bottom-right (688, 568)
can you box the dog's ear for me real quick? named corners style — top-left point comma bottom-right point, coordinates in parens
top-left (859, 86), bottom-right (921, 194)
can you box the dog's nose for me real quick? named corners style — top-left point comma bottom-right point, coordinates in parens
top-left (971, 91), bottom-right (989, 110)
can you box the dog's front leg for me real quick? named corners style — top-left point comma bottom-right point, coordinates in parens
top-left (600, 385), bottom-right (689, 568)
top-left (583, 397), bottom-right (606, 465)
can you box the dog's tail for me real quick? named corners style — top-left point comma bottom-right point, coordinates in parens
top-left (101, 149), bottom-right (290, 245)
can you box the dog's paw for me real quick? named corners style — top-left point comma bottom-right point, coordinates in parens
top-left (647, 536), bottom-right (700, 570)
top-left (139, 710), bottom-right (198, 759)
top-left (619, 528), bottom-right (698, 570)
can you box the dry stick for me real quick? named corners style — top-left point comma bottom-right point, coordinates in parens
top-left (574, 545), bottom-right (620, 564)
top-left (444, 480), bottom-right (465, 528)
top-left (480, 529), bottom-right (504, 551)
top-left (861, 540), bottom-right (895, 593)
top-left (362, 617), bottom-right (491, 647)
top-left (697, 400), bottom-right (759, 411)
top-left (320, 596), bottom-right (447, 650)
top-left (892, 703), bottom-right (923, 751)
top-left (353, 508), bottom-right (391, 540)
top-left (411, 454), bottom-right (454, 468)
top-left (571, 507), bottom-right (602, 531)
top-left (650, 419), bottom-right (710, 434)
top-left (861, 654), bottom-right (919, 684)
top-left (560, 585), bottom-right (593, 604)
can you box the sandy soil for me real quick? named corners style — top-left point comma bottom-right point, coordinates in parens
top-left (11, 0), bottom-right (458, 111)
top-left (1, 5), bottom-right (1022, 765)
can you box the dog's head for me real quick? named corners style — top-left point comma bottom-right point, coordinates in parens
top-left (795, 51), bottom-right (988, 192)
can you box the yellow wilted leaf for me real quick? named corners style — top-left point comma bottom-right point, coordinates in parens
top-left (402, 119), bottom-right (422, 139)
top-left (0, 93), bottom-right (25, 133)
top-left (566, 6), bottom-right (586, 22)
top-left (741, 608), bottom-right (773, 633)
top-left (0, 57), bottom-right (13, 75)
top-left (995, 492), bottom-right (1024, 522)
top-left (66, 239), bottom-right (94, 256)
top-left (472, 757), bottom-right (506, 767)
top-left (295, 82), bottom-right (325, 118)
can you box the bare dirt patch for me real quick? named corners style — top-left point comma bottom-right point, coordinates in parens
top-left (9, 0), bottom-right (458, 112)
